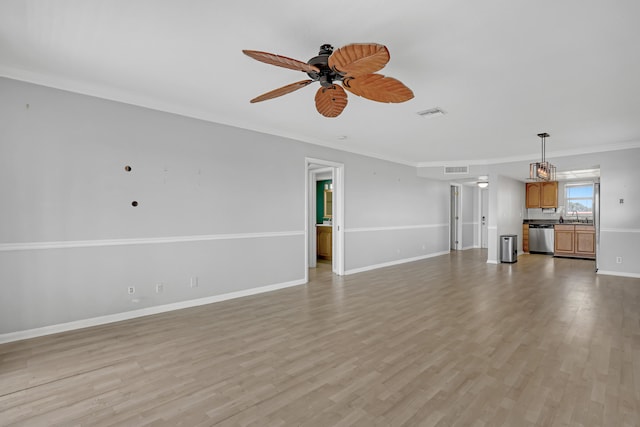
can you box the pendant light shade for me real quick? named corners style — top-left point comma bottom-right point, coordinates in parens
top-left (529, 133), bottom-right (556, 181)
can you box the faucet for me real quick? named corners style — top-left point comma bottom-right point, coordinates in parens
top-left (574, 210), bottom-right (579, 222)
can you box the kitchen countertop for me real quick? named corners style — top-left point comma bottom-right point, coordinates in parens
top-left (523, 219), bottom-right (594, 225)
top-left (524, 219), bottom-right (559, 224)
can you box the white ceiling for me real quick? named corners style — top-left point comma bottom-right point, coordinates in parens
top-left (2, 0), bottom-right (639, 177)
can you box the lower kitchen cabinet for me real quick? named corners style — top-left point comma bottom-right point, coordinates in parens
top-left (316, 225), bottom-right (332, 260)
top-left (554, 224), bottom-right (595, 259)
top-left (554, 225), bottom-right (575, 255)
top-left (522, 224), bottom-right (529, 252)
top-left (575, 225), bottom-right (596, 257)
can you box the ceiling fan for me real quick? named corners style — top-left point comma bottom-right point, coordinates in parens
top-left (242, 43), bottom-right (414, 118)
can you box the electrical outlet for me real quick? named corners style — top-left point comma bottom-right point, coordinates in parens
top-left (156, 283), bottom-right (163, 293)
top-left (190, 276), bottom-right (198, 288)
top-left (127, 286), bottom-right (135, 295)
top-left (616, 257), bottom-right (623, 264)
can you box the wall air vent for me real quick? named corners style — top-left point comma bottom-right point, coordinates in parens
top-left (444, 166), bottom-right (469, 175)
top-left (417, 107), bottom-right (446, 118)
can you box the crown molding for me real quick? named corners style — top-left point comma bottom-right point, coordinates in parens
top-left (415, 140), bottom-right (640, 168)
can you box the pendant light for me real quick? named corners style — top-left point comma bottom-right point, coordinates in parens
top-left (529, 132), bottom-right (556, 181)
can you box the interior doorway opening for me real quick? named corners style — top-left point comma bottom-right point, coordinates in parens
top-left (450, 184), bottom-right (462, 251)
top-left (480, 187), bottom-right (488, 248)
top-left (305, 158), bottom-right (344, 281)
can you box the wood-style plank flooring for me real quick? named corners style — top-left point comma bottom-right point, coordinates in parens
top-left (1, 250), bottom-right (639, 426)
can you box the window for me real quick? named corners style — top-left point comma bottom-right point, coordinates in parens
top-left (565, 183), bottom-right (594, 219)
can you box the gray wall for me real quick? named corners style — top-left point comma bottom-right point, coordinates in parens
top-left (487, 174), bottom-right (526, 262)
top-left (344, 159), bottom-right (449, 272)
top-left (4, 76), bottom-right (635, 339)
top-left (0, 78), bottom-right (451, 337)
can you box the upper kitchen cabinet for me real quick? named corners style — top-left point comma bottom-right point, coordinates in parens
top-left (526, 182), bottom-right (541, 208)
top-left (526, 181), bottom-right (558, 208)
top-left (541, 181), bottom-right (558, 208)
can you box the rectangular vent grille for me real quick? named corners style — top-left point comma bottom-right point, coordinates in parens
top-left (444, 166), bottom-right (469, 175)
top-left (417, 108), bottom-right (446, 118)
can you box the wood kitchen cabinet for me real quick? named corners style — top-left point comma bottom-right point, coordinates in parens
top-left (554, 224), bottom-right (595, 259)
top-left (316, 226), bottom-right (332, 260)
top-left (575, 225), bottom-right (596, 257)
top-left (522, 223), bottom-right (529, 252)
top-left (541, 181), bottom-right (558, 208)
top-left (554, 224), bottom-right (575, 255)
top-left (526, 181), bottom-right (558, 208)
top-left (526, 182), bottom-right (541, 208)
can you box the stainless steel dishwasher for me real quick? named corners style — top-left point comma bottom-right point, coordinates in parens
top-left (528, 224), bottom-right (555, 254)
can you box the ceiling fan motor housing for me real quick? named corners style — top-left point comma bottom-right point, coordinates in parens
top-left (307, 44), bottom-right (344, 87)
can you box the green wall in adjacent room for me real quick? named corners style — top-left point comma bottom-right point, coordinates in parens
top-left (316, 180), bottom-right (332, 224)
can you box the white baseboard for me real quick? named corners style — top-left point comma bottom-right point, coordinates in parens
top-left (0, 278), bottom-right (306, 344)
top-left (486, 260), bottom-right (499, 264)
top-left (597, 270), bottom-right (640, 279)
top-left (344, 251), bottom-right (450, 275)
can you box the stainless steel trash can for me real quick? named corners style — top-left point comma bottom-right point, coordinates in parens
top-left (500, 235), bottom-right (517, 263)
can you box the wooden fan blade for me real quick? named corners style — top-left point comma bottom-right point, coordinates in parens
top-left (342, 74), bottom-right (414, 103)
top-left (250, 80), bottom-right (314, 103)
top-left (328, 43), bottom-right (390, 77)
top-left (315, 85), bottom-right (348, 118)
top-left (243, 50), bottom-right (320, 73)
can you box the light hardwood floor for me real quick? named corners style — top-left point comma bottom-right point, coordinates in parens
top-left (1, 250), bottom-right (639, 426)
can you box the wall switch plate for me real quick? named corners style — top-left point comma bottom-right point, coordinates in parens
top-left (616, 257), bottom-right (623, 264)
top-left (127, 286), bottom-right (135, 295)
top-left (190, 276), bottom-right (198, 288)
top-left (156, 283), bottom-right (163, 293)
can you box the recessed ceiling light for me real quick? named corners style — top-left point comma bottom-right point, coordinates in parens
top-left (417, 107), bottom-right (446, 118)
top-left (337, 135), bottom-right (348, 140)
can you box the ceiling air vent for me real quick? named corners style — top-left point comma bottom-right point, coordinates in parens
top-left (444, 166), bottom-right (469, 175)
top-left (417, 107), bottom-right (446, 118)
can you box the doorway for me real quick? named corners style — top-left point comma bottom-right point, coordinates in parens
top-left (480, 188), bottom-right (488, 248)
top-left (450, 184), bottom-right (461, 250)
top-left (305, 158), bottom-right (344, 280)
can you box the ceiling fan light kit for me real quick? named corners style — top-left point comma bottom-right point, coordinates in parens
top-left (242, 43), bottom-right (414, 117)
top-left (529, 132), bottom-right (556, 181)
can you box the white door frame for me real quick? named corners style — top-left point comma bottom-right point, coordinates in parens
top-left (305, 158), bottom-right (345, 279)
